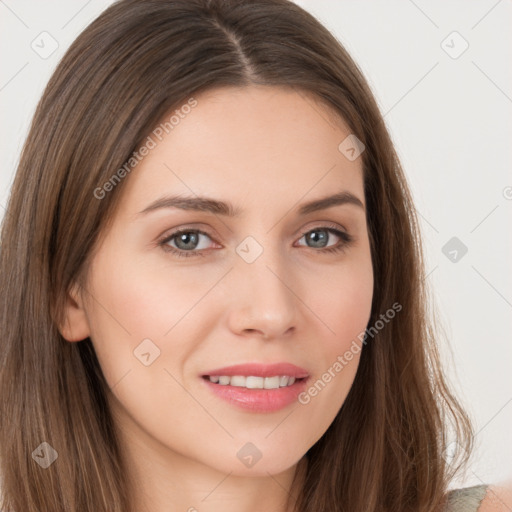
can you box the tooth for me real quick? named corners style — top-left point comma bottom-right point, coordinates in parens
top-left (263, 376), bottom-right (280, 389)
top-left (211, 375), bottom-right (298, 388)
top-left (230, 375), bottom-right (246, 387)
top-left (246, 376), bottom-right (264, 389)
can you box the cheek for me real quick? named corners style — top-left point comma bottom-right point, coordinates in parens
top-left (88, 245), bottom-right (214, 339)
top-left (83, 245), bottom-right (227, 391)
top-left (306, 256), bottom-right (373, 349)
top-left (297, 254), bottom-right (372, 418)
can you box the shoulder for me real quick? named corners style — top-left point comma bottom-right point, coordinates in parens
top-left (444, 483), bottom-right (512, 512)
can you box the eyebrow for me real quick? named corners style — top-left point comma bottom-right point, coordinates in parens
top-left (137, 191), bottom-right (365, 217)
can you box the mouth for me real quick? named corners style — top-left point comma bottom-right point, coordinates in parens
top-left (200, 362), bottom-right (310, 413)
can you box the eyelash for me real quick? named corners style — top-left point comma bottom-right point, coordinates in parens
top-left (157, 224), bottom-right (353, 259)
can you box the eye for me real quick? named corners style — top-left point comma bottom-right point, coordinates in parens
top-left (158, 229), bottom-right (217, 258)
top-left (295, 225), bottom-right (353, 254)
top-left (158, 224), bottom-right (353, 259)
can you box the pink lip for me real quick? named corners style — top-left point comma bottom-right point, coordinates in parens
top-left (200, 362), bottom-right (310, 413)
top-left (201, 362), bottom-right (309, 379)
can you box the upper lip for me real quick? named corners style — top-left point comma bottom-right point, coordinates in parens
top-left (201, 362), bottom-right (309, 379)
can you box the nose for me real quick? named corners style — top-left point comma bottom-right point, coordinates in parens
top-left (226, 247), bottom-right (299, 341)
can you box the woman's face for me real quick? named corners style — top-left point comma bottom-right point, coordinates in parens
top-left (63, 85), bottom-right (373, 477)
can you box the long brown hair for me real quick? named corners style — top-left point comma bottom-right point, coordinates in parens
top-left (0, 0), bottom-right (473, 510)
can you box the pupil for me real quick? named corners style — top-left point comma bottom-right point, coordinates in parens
top-left (177, 232), bottom-right (198, 250)
top-left (308, 230), bottom-right (327, 248)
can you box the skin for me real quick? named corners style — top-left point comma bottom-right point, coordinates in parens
top-left (60, 84), bottom-right (374, 512)
top-left (478, 482), bottom-right (512, 512)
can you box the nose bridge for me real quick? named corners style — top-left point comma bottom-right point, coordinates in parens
top-left (229, 233), bottom-right (298, 337)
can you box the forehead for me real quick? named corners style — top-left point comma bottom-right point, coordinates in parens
top-left (118, 85), bottom-right (364, 217)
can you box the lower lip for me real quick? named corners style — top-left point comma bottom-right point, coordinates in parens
top-left (201, 377), bottom-right (309, 413)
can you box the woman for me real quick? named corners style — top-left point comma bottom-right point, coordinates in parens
top-left (0, 0), bottom-right (509, 510)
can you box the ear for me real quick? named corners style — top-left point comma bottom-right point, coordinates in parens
top-left (59, 282), bottom-right (91, 342)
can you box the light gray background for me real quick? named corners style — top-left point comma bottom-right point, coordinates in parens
top-left (1, 0), bottom-right (510, 489)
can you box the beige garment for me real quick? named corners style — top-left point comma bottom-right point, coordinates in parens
top-left (444, 484), bottom-right (488, 512)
